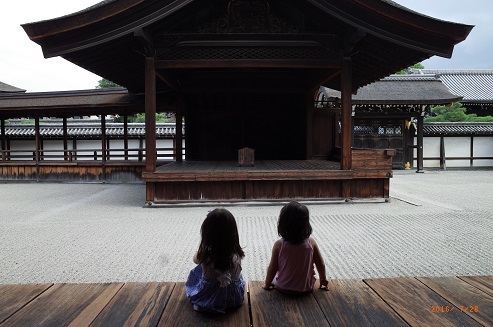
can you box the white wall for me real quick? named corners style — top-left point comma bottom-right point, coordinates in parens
top-left (6, 138), bottom-right (183, 161)
top-left (414, 136), bottom-right (493, 168)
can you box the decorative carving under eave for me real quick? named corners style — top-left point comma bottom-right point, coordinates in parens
top-left (199, 0), bottom-right (298, 33)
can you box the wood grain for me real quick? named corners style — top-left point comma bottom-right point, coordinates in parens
top-left (90, 282), bottom-right (174, 327)
top-left (417, 276), bottom-right (493, 326)
top-left (157, 282), bottom-right (250, 327)
top-left (0, 284), bottom-right (52, 324)
top-left (459, 276), bottom-right (493, 297)
top-left (1, 283), bottom-right (121, 327)
top-left (313, 279), bottom-right (408, 327)
top-left (249, 281), bottom-right (329, 327)
top-left (365, 277), bottom-right (482, 327)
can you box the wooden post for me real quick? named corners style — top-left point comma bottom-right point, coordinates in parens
top-left (35, 117), bottom-right (40, 181)
top-left (176, 100), bottom-right (183, 162)
top-left (145, 57), bottom-right (157, 172)
top-left (440, 136), bottom-right (446, 170)
top-left (124, 115), bottom-right (129, 160)
top-left (416, 108), bottom-right (424, 173)
top-left (63, 117), bottom-right (68, 161)
top-left (341, 56), bottom-right (353, 170)
top-left (306, 89), bottom-right (314, 159)
top-left (470, 136), bottom-right (474, 167)
top-left (1, 119), bottom-right (5, 161)
top-left (73, 138), bottom-right (77, 161)
top-left (101, 115), bottom-right (107, 180)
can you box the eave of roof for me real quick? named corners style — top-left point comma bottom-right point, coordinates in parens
top-left (0, 88), bottom-right (143, 118)
top-left (20, 0), bottom-right (473, 93)
top-left (322, 74), bottom-right (462, 105)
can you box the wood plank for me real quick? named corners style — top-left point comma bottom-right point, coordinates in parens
top-left (157, 282), bottom-right (250, 327)
top-left (249, 280), bottom-right (329, 327)
top-left (365, 277), bottom-right (482, 327)
top-left (1, 283), bottom-right (122, 327)
top-left (418, 277), bottom-right (493, 327)
top-left (68, 283), bottom-right (124, 326)
top-left (0, 284), bottom-right (52, 324)
top-left (312, 279), bottom-right (408, 327)
top-left (459, 276), bottom-right (493, 297)
top-left (90, 282), bottom-right (174, 327)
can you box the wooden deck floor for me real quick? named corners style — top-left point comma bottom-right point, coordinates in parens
top-left (1, 276), bottom-right (492, 326)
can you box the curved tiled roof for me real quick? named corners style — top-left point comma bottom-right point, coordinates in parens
top-left (321, 74), bottom-right (462, 105)
top-left (423, 122), bottom-right (493, 136)
top-left (410, 69), bottom-right (493, 103)
top-left (21, 0), bottom-right (473, 93)
top-left (2, 123), bottom-right (179, 138)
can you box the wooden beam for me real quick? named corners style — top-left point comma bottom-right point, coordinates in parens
top-left (340, 57), bottom-right (353, 170)
top-left (145, 57), bottom-right (157, 173)
top-left (155, 60), bottom-right (336, 70)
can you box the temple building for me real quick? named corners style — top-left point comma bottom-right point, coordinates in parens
top-left (3, 0), bottom-right (473, 203)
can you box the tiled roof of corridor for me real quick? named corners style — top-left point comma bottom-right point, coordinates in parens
top-left (2, 122), bottom-right (179, 138)
top-left (409, 69), bottom-right (493, 103)
top-left (424, 122), bottom-right (493, 136)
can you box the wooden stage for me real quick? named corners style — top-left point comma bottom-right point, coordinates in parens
top-left (1, 276), bottom-right (492, 326)
top-left (142, 153), bottom-right (394, 203)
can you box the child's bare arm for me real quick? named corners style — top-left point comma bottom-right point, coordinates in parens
top-left (310, 237), bottom-right (329, 289)
top-left (263, 240), bottom-right (281, 290)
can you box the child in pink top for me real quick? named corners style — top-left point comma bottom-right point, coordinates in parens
top-left (263, 201), bottom-right (328, 293)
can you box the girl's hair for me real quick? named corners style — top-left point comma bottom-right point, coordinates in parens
top-left (277, 201), bottom-right (312, 244)
top-left (196, 208), bottom-right (245, 271)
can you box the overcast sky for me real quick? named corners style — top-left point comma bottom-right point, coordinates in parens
top-left (0, 0), bottom-right (491, 92)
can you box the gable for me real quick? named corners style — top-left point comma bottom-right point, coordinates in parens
top-left (22, 0), bottom-right (473, 93)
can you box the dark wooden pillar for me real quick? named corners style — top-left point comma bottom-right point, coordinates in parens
top-left (175, 100), bottom-right (183, 162)
top-left (63, 117), bottom-right (68, 161)
top-left (145, 57), bottom-right (157, 172)
top-left (35, 117), bottom-right (40, 181)
top-left (341, 56), bottom-right (353, 170)
top-left (416, 107), bottom-right (424, 173)
top-left (470, 136), bottom-right (474, 167)
top-left (440, 136), bottom-right (446, 170)
top-left (101, 115), bottom-right (107, 180)
top-left (1, 119), bottom-right (5, 161)
top-left (305, 89), bottom-right (314, 160)
top-left (124, 115), bottom-right (129, 160)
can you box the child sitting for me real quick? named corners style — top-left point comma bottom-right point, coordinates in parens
top-left (263, 201), bottom-right (328, 293)
top-left (186, 208), bottom-right (245, 313)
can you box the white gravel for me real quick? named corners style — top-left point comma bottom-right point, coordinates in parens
top-left (1, 169), bottom-right (492, 284)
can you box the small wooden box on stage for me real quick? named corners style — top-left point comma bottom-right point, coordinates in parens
top-left (238, 147), bottom-right (255, 167)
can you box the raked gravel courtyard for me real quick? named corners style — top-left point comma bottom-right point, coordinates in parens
top-left (1, 169), bottom-right (492, 284)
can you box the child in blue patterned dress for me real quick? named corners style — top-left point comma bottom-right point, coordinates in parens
top-left (185, 208), bottom-right (245, 313)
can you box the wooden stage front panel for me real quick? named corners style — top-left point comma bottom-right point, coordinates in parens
top-left (142, 160), bottom-right (392, 203)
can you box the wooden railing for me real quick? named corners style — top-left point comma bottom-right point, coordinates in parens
top-left (1, 147), bottom-right (184, 162)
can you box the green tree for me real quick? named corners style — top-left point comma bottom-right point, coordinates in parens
top-left (395, 62), bottom-right (424, 75)
top-left (425, 102), bottom-right (493, 122)
top-left (96, 78), bottom-right (121, 88)
top-left (114, 113), bottom-right (169, 123)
